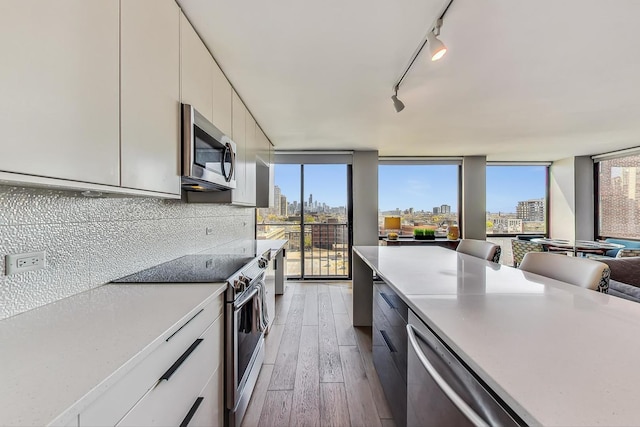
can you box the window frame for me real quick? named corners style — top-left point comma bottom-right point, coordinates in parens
top-left (377, 158), bottom-right (463, 237)
top-left (485, 162), bottom-right (551, 238)
top-left (593, 147), bottom-right (640, 240)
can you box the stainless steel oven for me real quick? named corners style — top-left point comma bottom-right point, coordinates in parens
top-left (182, 103), bottom-right (236, 192)
top-left (225, 256), bottom-right (269, 427)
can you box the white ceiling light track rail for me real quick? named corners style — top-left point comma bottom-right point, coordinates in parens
top-left (391, 0), bottom-right (455, 112)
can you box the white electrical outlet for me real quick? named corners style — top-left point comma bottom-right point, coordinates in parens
top-left (5, 251), bottom-right (46, 275)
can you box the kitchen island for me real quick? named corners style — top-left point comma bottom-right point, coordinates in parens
top-left (353, 245), bottom-right (640, 426)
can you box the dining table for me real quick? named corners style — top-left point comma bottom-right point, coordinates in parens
top-left (530, 238), bottom-right (624, 256)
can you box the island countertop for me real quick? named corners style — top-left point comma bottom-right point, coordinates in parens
top-left (353, 245), bottom-right (640, 426)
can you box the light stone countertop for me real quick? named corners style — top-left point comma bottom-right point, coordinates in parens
top-left (354, 245), bottom-right (640, 426)
top-left (256, 239), bottom-right (287, 257)
top-left (0, 283), bottom-right (226, 427)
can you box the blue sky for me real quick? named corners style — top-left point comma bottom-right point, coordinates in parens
top-left (274, 164), bottom-right (546, 213)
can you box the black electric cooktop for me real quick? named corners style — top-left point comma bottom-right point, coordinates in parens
top-left (113, 240), bottom-right (273, 283)
top-left (112, 254), bottom-right (257, 283)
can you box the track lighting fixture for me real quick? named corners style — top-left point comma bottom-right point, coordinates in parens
top-left (391, 86), bottom-right (405, 113)
top-left (426, 19), bottom-right (447, 61)
top-left (390, 0), bottom-right (455, 112)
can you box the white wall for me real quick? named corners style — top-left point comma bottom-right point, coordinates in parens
top-left (549, 156), bottom-right (594, 240)
top-left (352, 151), bottom-right (378, 246)
top-left (462, 156), bottom-right (487, 240)
top-left (0, 186), bottom-right (254, 320)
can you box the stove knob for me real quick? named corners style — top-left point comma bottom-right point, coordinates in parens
top-left (239, 275), bottom-right (250, 290)
top-left (233, 279), bottom-right (242, 290)
top-left (258, 258), bottom-right (268, 269)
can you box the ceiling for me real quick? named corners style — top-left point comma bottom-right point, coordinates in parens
top-left (177, 0), bottom-right (640, 161)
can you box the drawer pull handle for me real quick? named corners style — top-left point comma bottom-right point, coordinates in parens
top-left (166, 309), bottom-right (204, 342)
top-left (180, 396), bottom-right (204, 427)
top-left (407, 324), bottom-right (489, 427)
top-left (380, 292), bottom-right (395, 309)
top-left (160, 339), bottom-right (203, 381)
top-left (380, 330), bottom-right (396, 353)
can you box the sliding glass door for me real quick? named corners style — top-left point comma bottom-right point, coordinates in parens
top-left (257, 163), bottom-right (351, 279)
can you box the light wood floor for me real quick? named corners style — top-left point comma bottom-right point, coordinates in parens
top-left (241, 281), bottom-right (395, 427)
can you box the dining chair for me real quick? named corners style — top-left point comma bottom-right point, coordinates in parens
top-left (456, 239), bottom-right (501, 263)
top-left (519, 252), bottom-right (611, 293)
top-left (511, 239), bottom-right (543, 268)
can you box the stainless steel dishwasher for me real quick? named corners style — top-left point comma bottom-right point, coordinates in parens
top-left (406, 310), bottom-right (523, 427)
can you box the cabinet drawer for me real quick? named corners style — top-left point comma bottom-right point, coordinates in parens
top-left (117, 314), bottom-right (223, 426)
top-left (184, 366), bottom-right (224, 427)
top-left (81, 296), bottom-right (222, 426)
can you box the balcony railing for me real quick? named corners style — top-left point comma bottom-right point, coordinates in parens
top-left (257, 222), bottom-right (349, 278)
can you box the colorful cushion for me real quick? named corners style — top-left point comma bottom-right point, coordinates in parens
top-left (511, 239), bottom-right (544, 267)
top-left (605, 238), bottom-right (640, 257)
top-left (616, 248), bottom-right (640, 258)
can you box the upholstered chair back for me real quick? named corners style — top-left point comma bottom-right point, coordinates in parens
top-left (456, 239), bottom-right (501, 263)
top-left (519, 252), bottom-right (611, 293)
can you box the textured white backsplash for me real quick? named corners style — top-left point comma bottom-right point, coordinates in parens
top-left (0, 185), bottom-right (255, 320)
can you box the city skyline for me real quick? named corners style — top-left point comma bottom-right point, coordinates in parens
top-left (272, 164), bottom-right (546, 214)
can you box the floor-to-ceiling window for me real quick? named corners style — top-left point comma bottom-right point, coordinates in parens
top-left (378, 160), bottom-right (460, 238)
top-left (486, 164), bottom-right (549, 265)
top-left (257, 159), bottom-right (351, 279)
top-left (595, 151), bottom-right (640, 239)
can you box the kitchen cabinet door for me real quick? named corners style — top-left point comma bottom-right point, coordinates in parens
top-left (187, 367), bottom-right (224, 427)
top-left (120, 0), bottom-right (181, 195)
top-left (264, 254), bottom-right (276, 329)
top-left (231, 90), bottom-right (248, 203)
top-left (180, 12), bottom-right (214, 123)
top-left (255, 126), bottom-right (274, 208)
top-left (212, 61), bottom-right (232, 137)
top-left (245, 112), bottom-right (258, 205)
top-left (0, 0), bottom-right (119, 185)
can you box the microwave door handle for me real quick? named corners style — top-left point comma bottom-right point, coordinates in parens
top-left (223, 143), bottom-right (235, 183)
top-left (406, 324), bottom-right (489, 427)
top-left (229, 144), bottom-right (236, 181)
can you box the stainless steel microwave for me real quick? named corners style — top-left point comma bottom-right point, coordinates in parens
top-left (182, 104), bottom-right (237, 192)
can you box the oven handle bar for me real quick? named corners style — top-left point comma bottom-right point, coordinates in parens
top-left (234, 287), bottom-right (259, 311)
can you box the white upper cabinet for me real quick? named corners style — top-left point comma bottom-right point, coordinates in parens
top-left (245, 112), bottom-right (258, 205)
top-left (180, 12), bottom-right (214, 123)
top-left (212, 61), bottom-right (232, 137)
top-left (120, 0), bottom-right (181, 195)
top-left (231, 91), bottom-right (248, 203)
top-left (0, 0), bottom-right (120, 185)
top-left (255, 126), bottom-right (274, 208)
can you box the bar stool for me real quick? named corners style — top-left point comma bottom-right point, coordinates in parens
top-left (519, 252), bottom-right (611, 293)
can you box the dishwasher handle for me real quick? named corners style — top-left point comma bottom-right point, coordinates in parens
top-left (406, 324), bottom-right (489, 427)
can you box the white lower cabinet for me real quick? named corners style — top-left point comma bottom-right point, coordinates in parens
top-left (117, 317), bottom-right (222, 426)
top-left (187, 367), bottom-right (224, 427)
top-left (79, 296), bottom-right (224, 427)
top-left (265, 256), bottom-right (276, 329)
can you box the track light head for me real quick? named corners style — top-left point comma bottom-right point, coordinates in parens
top-left (426, 30), bottom-right (447, 61)
top-left (391, 88), bottom-right (405, 113)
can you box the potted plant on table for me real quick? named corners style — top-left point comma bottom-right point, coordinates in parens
top-left (423, 228), bottom-right (436, 240)
top-left (414, 228), bottom-right (436, 240)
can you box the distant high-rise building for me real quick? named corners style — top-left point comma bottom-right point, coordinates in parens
top-left (517, 198), bottom-right (545, 222)
top-left (309, 194), bottom-right (313, 207)
top-left (440, 204), bottom-right (451, 214)
top-left (433, 207), bottom-right (441, 214)
top-left (280, 195), bottom-right (288, 216)
top-left (273, 185), bottom-right (282, 216)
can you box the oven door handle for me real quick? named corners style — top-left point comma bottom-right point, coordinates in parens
top-left (234, 287), bottom-right (258, 311)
